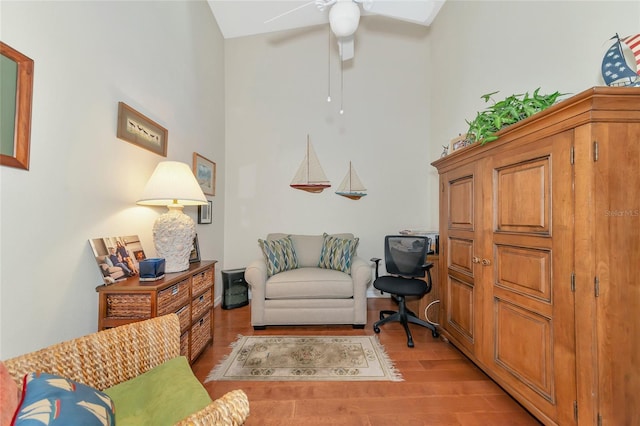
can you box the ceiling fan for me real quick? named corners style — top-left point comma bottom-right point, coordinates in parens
top-left (265, 0), bottom-right (445, 61)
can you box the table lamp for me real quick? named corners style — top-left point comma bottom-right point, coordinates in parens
top-left (137, 161), bottom-right (208, 273)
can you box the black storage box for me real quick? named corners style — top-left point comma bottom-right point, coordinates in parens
top-left (221, 268), bottom-right (249, 310)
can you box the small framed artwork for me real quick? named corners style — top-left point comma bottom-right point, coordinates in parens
top-left (193, 152), bottom-right (215, 196)
top-left (189, 234), bottom-right (201, 263)
top-left (449, 134), bottom-right (473, 153)
top-left (0, 42), bottom-right (34, 170)
top-left (117, 102), bottom-right (168, 156)
top-left (198, 200), bottom-right (213, 224)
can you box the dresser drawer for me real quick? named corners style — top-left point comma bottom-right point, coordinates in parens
top-left (175, 304), bottom-right (191, 332)
top-left (192, 267), bottom-right (213, 296)
top-left (180, 330), bottom-right (190, 358)
top-left (190, 311), bottom-right (211, 362)
top-left (105, 293), bottom-right (151, 319)
top-left (157, 279), bottom-right (190, 316)
top-left (191, 288), bottom-right (213, 323)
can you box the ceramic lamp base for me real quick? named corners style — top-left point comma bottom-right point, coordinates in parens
top-left (152, 204), bottom-right (195, 273)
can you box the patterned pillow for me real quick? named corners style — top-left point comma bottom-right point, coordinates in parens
top-left (14, 372), bottom-right (115, 426)
top-left (318, 233), bottom-right (359, 274)
top-left (258, 236), bottom-right (299, 276)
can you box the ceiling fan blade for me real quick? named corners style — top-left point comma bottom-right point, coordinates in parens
top-left (264, 0), bottom-right (318, 24)
top-left (361, 0), bottom-right (445, 25)
top-left (338, 36), bottom-right (355, 61)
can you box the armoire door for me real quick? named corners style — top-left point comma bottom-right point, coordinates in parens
top-left (481, 130), bottom-right (577, 425)
top-left (439, 160), bottom-right (485, 356)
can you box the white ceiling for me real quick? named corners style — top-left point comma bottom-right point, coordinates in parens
top-left (207, 0), bottom-right (445, 39)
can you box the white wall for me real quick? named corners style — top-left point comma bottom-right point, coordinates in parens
top-left (223, 0), bottom-right (639, 286)
top-left (0, 1), bottom-right (225, 358)
top-left (429, 1), bottom-right (640, 147)
top-left (223, 17), bottom-right (439, 277)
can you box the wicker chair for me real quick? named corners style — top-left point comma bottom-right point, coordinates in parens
top-left (4, 314), bottom-right (249, 426)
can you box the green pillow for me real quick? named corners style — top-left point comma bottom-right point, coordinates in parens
top-left (104, 356), bottom-right (211, 426)
top-left (258, 236), bottom-right (299, 276)
top-left (318, 233), bottom-right (359, 274)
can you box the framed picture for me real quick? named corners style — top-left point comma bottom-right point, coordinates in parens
top-left (189, 234), bottom-right (201, 263)
top-left (198, 200), bottom-right (213, 224)
top-left (89, 235), bottom-right (147, 285)
top-left (0, 42), bottom-right (34, 170)
top-left (449, 134), bottom-right (472, 153)
top-left (117, 102), bottom-right (168, 156)
top-left (193, 152), bottom-right (215, 196)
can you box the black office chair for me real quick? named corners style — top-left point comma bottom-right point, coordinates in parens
top-left (372, 235), bottom-right (439, 348)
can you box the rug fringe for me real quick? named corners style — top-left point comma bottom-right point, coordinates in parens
top-left (371, 335), bottom-right (404, 382)
top-left (204, 334), bottom-right (245, 383)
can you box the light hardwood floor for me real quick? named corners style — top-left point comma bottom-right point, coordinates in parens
top-left (191, 298), bottom-right (542, 426)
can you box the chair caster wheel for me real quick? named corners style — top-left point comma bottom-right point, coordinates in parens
top-left (432, 330), bottom-right (439, 338)
top-left (373, 326), bottom-right (380, 333)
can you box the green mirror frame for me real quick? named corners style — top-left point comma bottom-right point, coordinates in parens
top-left (0, 42), bottom-right (34, 170)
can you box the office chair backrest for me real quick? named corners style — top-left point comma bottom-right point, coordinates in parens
top-left (384, 235), bottom-right (430, 278)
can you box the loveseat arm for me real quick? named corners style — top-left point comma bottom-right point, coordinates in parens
top-left (175, 389), bottom-right (250, 426)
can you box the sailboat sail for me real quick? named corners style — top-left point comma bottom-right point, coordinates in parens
top-left (336, 162), bottom-right (367, 200)
top-left (601, 33), bottom-right (640, 87)
top-left (290, 136), bottom-right (331, 193)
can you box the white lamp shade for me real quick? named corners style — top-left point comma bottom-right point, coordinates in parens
top-left (137, 161), bottom-right (207, 206)
top-left (329, 1), bottom-right (361, 38)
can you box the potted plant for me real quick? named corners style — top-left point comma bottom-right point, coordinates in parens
top-left (465, 88), bottom-right (565, 145)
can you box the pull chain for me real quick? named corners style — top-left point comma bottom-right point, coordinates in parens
top-left (327, 24), bottom-right (331, 103)
top-left (340, 40), bottom-right (344, 115)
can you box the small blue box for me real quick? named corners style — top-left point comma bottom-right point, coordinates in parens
top-left (139, 258), bottom-right (166, 281)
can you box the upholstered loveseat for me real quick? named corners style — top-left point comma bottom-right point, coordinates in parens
top-left (245, 233), bottom-right (371, 329)
top-left (2, 314), bottom-right (249, 426)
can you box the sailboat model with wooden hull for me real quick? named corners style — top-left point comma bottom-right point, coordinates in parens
top-left (290, 136), bottom-right (331, 193)
top-left (336, 161), bottom-right (367, 200)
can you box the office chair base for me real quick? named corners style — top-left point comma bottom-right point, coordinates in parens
top-left (373, 310), bottom-right (439, 348)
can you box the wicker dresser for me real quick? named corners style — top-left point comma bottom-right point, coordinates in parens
top-left (96, 260), bottom-right (216, 363)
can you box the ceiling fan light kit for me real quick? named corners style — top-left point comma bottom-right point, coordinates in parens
top-left (329, 0), bottom-right (361, 37)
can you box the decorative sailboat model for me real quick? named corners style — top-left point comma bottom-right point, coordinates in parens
top-left (290, 135), bottom-right (331, 193)
top-left (601, 33), bottom-right (640, 87)
top-left (336, 161), bottom-right (367, 200)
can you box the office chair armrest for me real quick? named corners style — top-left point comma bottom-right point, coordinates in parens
top-left (370, 257), bottom-right (381, 279)
top-left (422, 262), bottom-right (434, 271)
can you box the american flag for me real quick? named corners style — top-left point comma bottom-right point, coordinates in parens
top-left (623, 34), bottom-right (640, 76)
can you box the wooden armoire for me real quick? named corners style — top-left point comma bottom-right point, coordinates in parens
top-left (431, 87), bottom-right (639, 426)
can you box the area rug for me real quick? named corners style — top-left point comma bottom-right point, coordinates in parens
top-left (205, 335), bottom-right (403, 382)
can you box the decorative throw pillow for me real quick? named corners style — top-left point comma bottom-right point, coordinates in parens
top-left (14, 372), bottom-right (115, 426)
top-left (318, 233), bottom-right (359, 274)
top-left (0, 362), bottom-right (19, 426)
top-left (258, 236), bottom-right (299, 276)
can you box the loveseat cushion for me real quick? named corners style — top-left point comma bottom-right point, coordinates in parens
top-left (103, 356), bottom-right (210, 426)
top-left (14, 372), bottom-right (115, 426)
top-left (259, 235), bottom-right (298, 276)
top-left (267, 233), bottom-right (356, 268)
top-left (318, 233), bottom-right (359, 274)
top-left (265, 267), bottom-right (354, 299)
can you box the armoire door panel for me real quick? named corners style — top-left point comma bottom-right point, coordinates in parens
top-left (591, 122), bottom-right (640, 426)
top-left (495, 157), bottom-right (550, 235)
top-left (448, 176), bottom-right (474, 230)
top-left (448, 237), bottom-right (474, 276)
top-left (446, 276), bottom-right (475, 347)
top-left (494, 298), bottom-right (554, 401)
top-left (495, 244), bottom-right (551, 302)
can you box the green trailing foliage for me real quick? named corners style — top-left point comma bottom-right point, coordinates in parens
top-left (466, 88), bottom-right (566, 145)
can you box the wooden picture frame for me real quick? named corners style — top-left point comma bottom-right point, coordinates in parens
top-left (193, 152), bottom-right (215, 196)
top-left (117, 102), bottom-right (167, 156)
top-left (0, 42), bottom-right (34, 170)
top-left (449, 134), bottom-right (472, 153)
top-left (189, 234), bottom-right (201, 263)
top-left (198, 200), bottom-right (213, 224)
